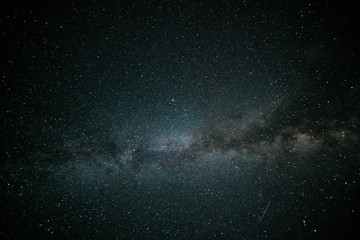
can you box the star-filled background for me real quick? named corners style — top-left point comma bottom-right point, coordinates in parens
top-left (1, 0), bottom-right (360, 239)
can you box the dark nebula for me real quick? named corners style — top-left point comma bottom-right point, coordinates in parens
top-left (1, 0), bottom-right (360, 239)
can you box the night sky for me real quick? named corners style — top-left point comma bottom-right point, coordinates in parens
top-left (1, 0), bottom-right (360, 239)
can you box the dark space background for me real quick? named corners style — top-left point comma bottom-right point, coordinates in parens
top-left (1, 0), bottom-right (360, 239)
